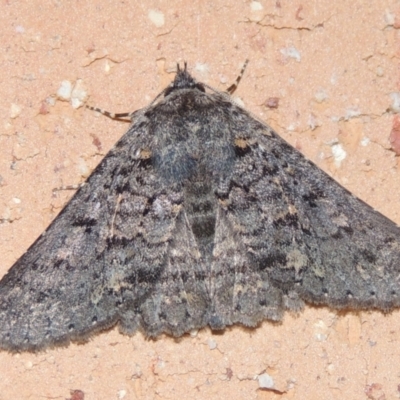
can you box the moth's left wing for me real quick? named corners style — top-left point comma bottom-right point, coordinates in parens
top-left (210, 106), bottom-right (400, 328)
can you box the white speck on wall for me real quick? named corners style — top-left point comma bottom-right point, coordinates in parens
top-left (314, 89), bottom-right (328, 103)
top-left (70, 79), bottom-right (88, 109)
top-left (361, 137), bottom-right (370, 146)
top-left (15, 25), bottom-right (25, 33)
top-left (104, 59), bottom-right (112, 74)
top-left (57, 81), bottom-right (72, 101)
top-left (46, 96), bottom-right (56, 106)
top-left (280, 47), bottom-right (301, 62)
top-left (384, 9), bottom-right (395, 25)
top-left (258, 373), bottom-right (274, 389)
top-left (250, 1), bottom-right (263, 11)
top-left (318, 151), bottom-right (326, 162)
top-left (313, 319), bottom-right (328, 341)
top-left (287, 378), bottom-right (296, 390)
top-left (148, 9), bottom-right (165, 27)
top-left (326, 363), bottom-right (335, 374)
top-left (390, 92), bottom-right (400, 112)
top-left (195, 63), bottom-right (209, 74)
top-left (331, 143), bottom-right (347, 167)
top-left (12, 198), bottom-right (21, 204)
top-left (345, 107), bottom-right (361, 120)
top-left (330, 73), bottom-right (338, 85)
top-left (117, 389), bottom-right (127, 399)
top-left (78, 158), bottom-right (90, 178)
top-left (57, 80), bottom-right (87, 109)
top-left (24, 361), bottom-right (33, 370)
top-left (308, 113), bottom-right (319, 130)
top-left (314, 332), bottom-right (328, 341)
top-left (10, 103), bottom-right (22, 119)
top-left (376, 66), bottom-right (384, 77)
top-left (219, 74), bottom-right (228, 84)
top-left (207, 338), bottom-right (217, 350)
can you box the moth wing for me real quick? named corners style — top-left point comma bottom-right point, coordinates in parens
top-left (0, 114), bottom-right (208, 351)
top-left (211, 107), bottom-right (400, 328)
top-left (134, 209), bottom-right (211, 338)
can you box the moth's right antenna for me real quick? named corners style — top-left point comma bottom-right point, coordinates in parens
top-left (226, 59), bottom-right (249, 95)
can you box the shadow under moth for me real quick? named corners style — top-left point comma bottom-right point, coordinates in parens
top-left (1, 61), bottom-right (400, 352)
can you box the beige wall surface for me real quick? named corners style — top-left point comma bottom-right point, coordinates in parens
top-left (1, 1), bottom-right (400, 399)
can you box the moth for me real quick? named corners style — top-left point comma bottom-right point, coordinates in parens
top-left (1, 61), bottom-right (400, 352)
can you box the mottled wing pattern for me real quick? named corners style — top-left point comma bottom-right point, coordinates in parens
top-left (0, 109), bottom-right (205, 351)
top-left (211, 98), bottom-right (400, 328)
top-left (2, 63), bottom-right (400, 352)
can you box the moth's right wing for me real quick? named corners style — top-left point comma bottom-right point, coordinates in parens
top-left (0, 113), bottom-right (208, 351)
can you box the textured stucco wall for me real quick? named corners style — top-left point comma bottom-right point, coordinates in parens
top-left (1, 1), bottom-right (400, 399)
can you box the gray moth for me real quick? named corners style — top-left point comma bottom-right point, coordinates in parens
top-left (1, 61), bottom-right (400, 352)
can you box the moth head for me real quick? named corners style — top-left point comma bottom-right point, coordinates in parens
top-left (164, 63), bottom-right (206, 96)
